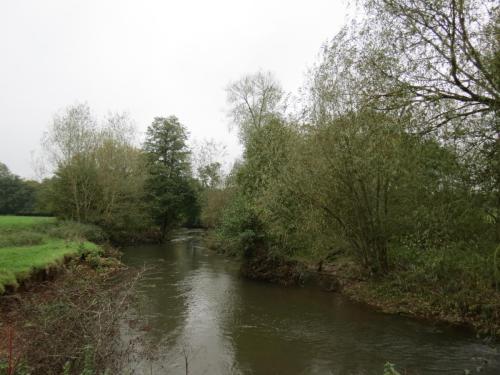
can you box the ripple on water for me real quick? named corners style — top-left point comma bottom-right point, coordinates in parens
top-left (121, 233), bottom-right (500, 375)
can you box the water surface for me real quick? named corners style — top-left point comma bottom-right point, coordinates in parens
top-left (121, 229), bottom-right (499, 374)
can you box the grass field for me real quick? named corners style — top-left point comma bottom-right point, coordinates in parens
top-left (0, 215), bottom-right (56, 230)
top-left (0, 215), bottom-right (100, 293)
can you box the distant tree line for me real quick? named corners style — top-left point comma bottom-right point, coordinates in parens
top-left (1, 105), bottom-right (227, 242)
top-left (0, 162), bottom-right (40, 215)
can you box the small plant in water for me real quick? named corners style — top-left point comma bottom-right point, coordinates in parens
top-left (80, 345), bottom-right (95, 375)
top-left (383, 362), bottom-right (401, 375)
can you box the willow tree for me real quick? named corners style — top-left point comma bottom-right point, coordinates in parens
top-left (362, 0), bottom-right (499, 124)
top-left (363, 0), bottom-right (500, 240)
top-left (311, 0), bottom-right (499, 241)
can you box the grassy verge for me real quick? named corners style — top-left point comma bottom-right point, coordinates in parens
top-left (0, 215), bottom-right (103, 294)
top-left (0, 240), bottom-right (98, 293)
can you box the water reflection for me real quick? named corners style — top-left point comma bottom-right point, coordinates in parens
top-left (167, 241), bottom-right (241, 373)
top-left (121, 230), bottom-right (499, 375)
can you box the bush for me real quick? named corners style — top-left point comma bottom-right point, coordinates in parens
top-left (200, 189), bottom-right (230, 228)
top-left (0, 260), bottom-right (143, 374)
top-left (215, 192), bottom-right (266, 257)
top-left (48, 221), bottom-right (108, 243)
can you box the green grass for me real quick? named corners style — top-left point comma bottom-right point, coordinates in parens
top-left (0, 215), bottom-right (56, 231)
top-left (0, 215), bottom-right (102, 294)
top-left (0, 239), bottom-right (99, 293)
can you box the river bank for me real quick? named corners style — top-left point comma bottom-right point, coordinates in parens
top-left (121, 229), bottom-right (500, 374)
top-left (232, 242), bottom-right (500, 339)
top-left (0, 216), bottom-right (143, 374)
top-left (0, 254), bottom-right (141, 374)
top-left (2, 223), bottom-right (498, 373)
top-left (0, 216), bottom-right (109, 294)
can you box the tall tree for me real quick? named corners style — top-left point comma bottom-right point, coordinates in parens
top-left (226, 71), bottom-right (285, 144)
top-left (143, 116), bottom-right (196, 239)
top-left (43, 103), bottom-right (97, 169)
top-left (42, 104), bottom-right (98, 221)
top-left (43, 105), bottom-right (149, 235)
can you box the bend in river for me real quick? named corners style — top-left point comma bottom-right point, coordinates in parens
top-left (121, 229), bottom-right (499, 375)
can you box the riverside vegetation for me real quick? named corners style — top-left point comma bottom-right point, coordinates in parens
top-left (0, 103), bottom-right (204, 373)
top-left (0, 216), bottom-right (99, 293)
top-left (0, 215), bottom-right (143, 374)
top-left (211, 0), bottom-right (500, 337)
top-left (0, 0), bottom-right (499, 372)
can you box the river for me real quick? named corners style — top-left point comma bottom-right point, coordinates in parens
top-left (120, 229), bottom-right (499, 374)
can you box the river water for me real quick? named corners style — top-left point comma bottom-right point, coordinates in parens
top-left (121, 229), bottom-right (499, 375)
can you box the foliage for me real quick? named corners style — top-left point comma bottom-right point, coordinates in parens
top-left (0, 216), bottom-right (106, 294)
top-left (191, 139), bottom-right (230, 228)
top-left (38, 104), bottom-right (204, 240)
top-left (0, 259), bottom-right (143, 374)
top-left (47, 221), bottom-right (108, 243)
top-left (0, 163), bottom-right (37, 215)
top-left (215, 118), bottom-right (296, 257)
top-left (199, 188), bottom-right (230, 228)
top-left (383, 362), bottom-right (401, 375)
top-left (310, 0), bottom-right (500, 244)
top-left (143, 116), bottom-right (199, 238)
top-left (362, 0), bottom-right (499, 125)
top-left (215, 191), bottom-right (265, 257)
top-left (217, 12), bottom-right (498, 325)
top-left (226, 71), bottom-right (286, 144)
top-left (41, 105), bottom-right (152, 239)
top-left (191, 138), bottom-right (227, 189)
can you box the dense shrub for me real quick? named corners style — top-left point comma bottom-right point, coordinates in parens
top-left (48, 221), bottom-right (108, 243)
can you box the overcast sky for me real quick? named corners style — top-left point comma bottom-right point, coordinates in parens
top-left (0, 0), bottom-right (347, 178)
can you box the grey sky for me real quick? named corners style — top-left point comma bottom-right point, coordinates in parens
top-left (0, 0), bottom-right (347, 178)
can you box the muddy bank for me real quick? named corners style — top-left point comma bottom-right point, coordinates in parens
top-left (241, 254), bottom-right (344, 291)
top-left (3, 263), bottom-right (66, 295)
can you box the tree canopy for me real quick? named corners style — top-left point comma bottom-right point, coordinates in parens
top-left (143, 116), bottom-right (199, 239)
